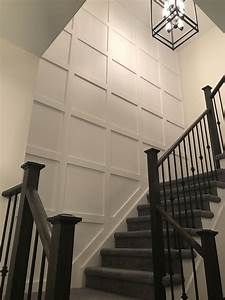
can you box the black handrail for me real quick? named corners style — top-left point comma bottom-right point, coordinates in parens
top-left (211, 75), bottom-right (225, 99)
top-left (2, 184), bottom-right (22, 198)
top-left (158, 109), bottom-right (209, 166)
top-left (26, 190), bottom-right (51, 259)
top-left (2, 186), bottom-right (51, 259)
top-left (157, 206), bottom-right (203, 256)
top-left (207, 75), bottom-right (225, 157)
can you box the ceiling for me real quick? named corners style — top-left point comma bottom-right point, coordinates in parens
top-left (195, 0), bottom-right (225, 33)
top-left (0, 0), bottom-right (85, 56)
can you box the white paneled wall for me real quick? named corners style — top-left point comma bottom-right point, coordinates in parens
top-left (26, 0), bottom-right (184, 287)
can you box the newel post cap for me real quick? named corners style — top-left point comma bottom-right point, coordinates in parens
top-left (144, 148), bottom-right (160, 155)
top-left (48, 214), bottom-right (82, 225)
top-left (197, 229), bottom-right (218, 238)
top-left (21, 161), bottom-right (45, 171)
top-left (202, 85), bottom-right (212, 92)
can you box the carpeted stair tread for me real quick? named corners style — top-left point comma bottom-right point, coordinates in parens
top-left (159, 170), bottom-right (225, 189)
top-left (86, 267), bottom-right (182, 287)
top-left (158, 181), bottom-right (217, 197)
top-left (212, 180), bottom-right (225, 189)
top-left (158, 179), bottom-right (225, 198)
top-left (70, 288), bottom-right (138, 300)
top-left (86, 267), bottom-right (154, 284)
top-left (144, 194), bottom-right (220, 207)
top-left (101, 248), bottom-right (193, 259)
top-left (115, 228), bottom-right (199, 238)
top-left (127, 210), bottom-right (214, 223)
top-left (138, 194), bottom-right (221, 213)
top-left (158, 169), bottom-right (225, 189)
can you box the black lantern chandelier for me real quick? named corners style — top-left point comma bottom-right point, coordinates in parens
top-left (151, 0), bottom-right (199, 50)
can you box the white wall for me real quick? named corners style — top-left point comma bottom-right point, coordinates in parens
top-left (178, 25), bottom-right (225, 299)
top-left (26, 0), bottom-right (184, 287)
top-left (178, 26), bottom-right (225, 126)
top-left (0, 38), bottom-right (39, 230)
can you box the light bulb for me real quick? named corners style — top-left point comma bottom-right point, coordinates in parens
top-left (163, 0), bottom-right (170, 18)
top-left (165, 22), bottom-right (173, 33)
top-left (162, 7), bottom-right (170, 18)
top-left (177, 0), bottom-right (185, 15)
top-left (178, 18), bottom-right (184, 30)
top-left (168, 0), bottom-right (175, 9)
top-left (164, 0), bottom-right (170, 9)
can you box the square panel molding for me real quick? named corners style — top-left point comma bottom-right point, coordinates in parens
top-left (27, 1), bottom-right (185, 269)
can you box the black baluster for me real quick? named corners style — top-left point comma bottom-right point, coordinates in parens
top-left (177, 145), bottom-right (189, 227)
top-left (167, 156), bottom-right (177, 248)
top-left (199, 120), bottom-right (211, 190)
top-left (195, 124), bottom-right (207, 193)
top-left (218, 90), bottom-right (224, 120)
top-left (195, 124), bottom-right (207, 194)
top-left (187, 133), bottom-right (200, 212)
top-left (172, 150), bottom-right (188, 300)
top-left (161, 163), bottom-right (175, 300)
top-left (183, 139), bottom-right (195, 228)
top-left (27, 229), bottom-right (39, 300)
top-left (38, 250), bottom-right (46, 300)
top-left (0, 197), bottom-right (12, 261)
top-left (203, 116), bottom-right (216, 179)
top-left (0, 194), bottom-right (18, 298)
top-left (191, 129), bottom-right (204, 209)
top-left (213, 97), bottom-right (224, 151)
top-left (167, 156), bottom-right (176, 221)
top-left (173, 150), bottom-right (186, 227)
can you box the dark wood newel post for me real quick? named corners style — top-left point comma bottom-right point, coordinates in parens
top-left (45, 214), bottom-right (82, 300)
top-left (5, 161), bottom-right (45, 300)
top-left (145, 148), bottom-right (166, 300)
top-left (198, 230), bottom-right (223, 300)
top-left (203, 85), bottom-right (221, 169)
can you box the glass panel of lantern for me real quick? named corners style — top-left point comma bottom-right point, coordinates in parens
top-left (151, 0), bottom-right (199, 50)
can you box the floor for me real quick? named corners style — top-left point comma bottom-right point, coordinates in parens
top-left (70, 288), bottom-right (139, 299)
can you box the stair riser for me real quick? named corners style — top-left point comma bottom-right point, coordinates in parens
top-left (86, 275), bottom-right (154, 300)
top-left (101, 254), bottom-right (184, 274)
top-left (115, 236), bottom-right (152, 249)
top-left (138, 201), bottom-right (210, 217)
top-left (127, 216), bottom-right (202, 231)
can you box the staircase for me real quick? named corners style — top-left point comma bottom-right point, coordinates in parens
top-left (85, 76), bottom-right (225, 300)
top-left (0, 76), bottom-right (224, 300)
top-left (85, 173), bottom-right (224, 299)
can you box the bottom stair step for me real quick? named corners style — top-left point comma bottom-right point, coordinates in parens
top-left (70, 288), bottom-right (137, 300)
top-left (30, 288), bottom-right (137, 300)
top-left (85, 267), bottom-right (181, 300)
top-left (115, 229), bottom-right (199, 249)
top-left (101, 248), bottom-right (194, 272)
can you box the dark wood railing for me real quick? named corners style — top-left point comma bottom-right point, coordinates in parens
top-left (0, 162), bottom-right (81, 300)
top-left (145, 76), bottom-right (225, 300)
